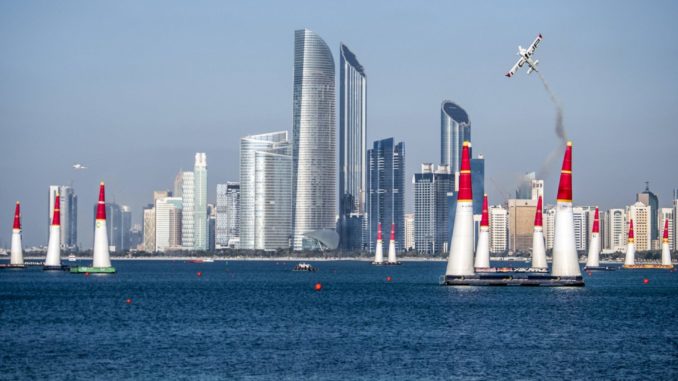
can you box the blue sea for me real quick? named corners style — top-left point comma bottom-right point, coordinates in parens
top-left (1, 260), bottom-right (677, 380)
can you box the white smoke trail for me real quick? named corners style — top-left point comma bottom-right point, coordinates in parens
top-left (535, 70), bottom-right (567, 179)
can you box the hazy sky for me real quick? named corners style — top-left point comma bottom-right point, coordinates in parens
top-left (2, 0), bottom-right (677, 247)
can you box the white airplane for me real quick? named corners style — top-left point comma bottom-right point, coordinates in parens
top-left (72, 163), bottom-right (88, 170)
top-left (505, 34), bottom-right (543, 77)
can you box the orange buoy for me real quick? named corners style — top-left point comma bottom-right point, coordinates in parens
top-left (314, 282), bottom-right (322, 291)
top-left (197, 271), bottom-right (203, 277)
top-left (386, 276), bottom-right (392, 282)
top-left (126, 298), bottom-right (132, 304)
top-left (643, 278), bottom-right (649, 284)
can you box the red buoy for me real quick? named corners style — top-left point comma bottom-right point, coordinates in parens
top-left (643, 278), bottom-right (649, 284)
top-left (197, 271), bottom-right (203, 277)
top-left (126, 298), bottom-right (132, 304)
top-left (84, 272), bottom-right (90, 277)
top-left (314, 282), bottom-right (322, 291)
top-left (386, 276), bottom-right (392, 282)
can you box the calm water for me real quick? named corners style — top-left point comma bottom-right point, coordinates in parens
top-left (1, 260), bottom-right (677, 380)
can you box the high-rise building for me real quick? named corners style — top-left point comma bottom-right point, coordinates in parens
top-left (338, 43), bottom-right (367, 251)
top-left (440, 101), bottom-right (470, 175)
top-left (208, 204), bottom-right (216, 252)
top-left (193, 153), bottom-right (208, 250)
top-left (173, 171), bottom-right (184, 198)
top-left (544, 206), bottom-right (556, 250)
top-left (121, 205), bottom-right (131, 251)
top-left (143, 206), bottom-right (156, 252)
top-left (627, 202), bottom-right (652, 251)
top-left (240, 131), bottom-right (293, 250)
top-left (404, 213), bottom-right (415, 251)
top-left (636, 183), bottom-right (659, 245)
top-left (129, 224), bottom-right (143, 250)
top-left (489, 205), bottom-right (508, 253)
top-left (215, 184), bottom-right (229, 248)
top-left (216, 182), bottom-right (241, 249)
top-left (181, 171), bottom-right (195, 249)
top-left (413, 163), bottom-right (453, 254)
top-left (366, 138), bottom-right (405, 252)
top-left (507, 199), bottom-right (538, 253)
top-left (673, 189), bottom-right (678, 252)
top-left (155, 197), bottom-right (183, 252)
top-left (572, 206), bottom-right (588, 251)
top-left (659, 208), bottom-right (674, 251)
top-left (292, 29), bottom-right (336, 251)
top-left (48, 185), bottom-right (78, 249)
top-left (531, 179), bottom-right (544, 201)
top-left (471, 156), bottom-right (485, 215)
top-left (605, 209), bottom-right (626, 252)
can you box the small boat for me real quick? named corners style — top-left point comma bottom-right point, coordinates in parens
top-left (189, 258), bottom-right (215, 263)
top-left (68, 254), bottom-right (77, 262)
top-left (293, 263), bottom-right (317, 272)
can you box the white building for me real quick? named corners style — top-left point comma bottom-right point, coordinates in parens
top-left (627, 202), bottom-right (652, 251)
top-left (181, 171), bottom-right (195, 249)
top-left (573, 206), bottom-right (596, 252)
top-left (531, 179), bottom-right (544, 201)
top-left (193, 153), bottom-right (208, 250)
top-left (240, 131), bottom-right (293, 250)
top-left (489, 205), bottom-right (507, 253)
top-left (404, 212), bottom-right (415, 251)
top-left (544, 206), bottom-right (556, 250)
top-left (605, 209), bottom-right (626, 252)
top-left (659, 208), bottom-right (674, 251)
top-left (155, 197), bottom-right (182, 252)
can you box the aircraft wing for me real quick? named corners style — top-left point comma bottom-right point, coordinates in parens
top-left (526, 33), bottom-right (543, 57)
top-left (505, 57), bottom-right (526, 77)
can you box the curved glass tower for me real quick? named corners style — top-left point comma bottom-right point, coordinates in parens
top-left (292, 29), bottom-right (336, 250)
top-left (440, 101), bottom-right (471, 174)
top-left (338, 43), bottom-right (366, 251)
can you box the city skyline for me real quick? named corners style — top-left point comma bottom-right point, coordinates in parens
top-left (2, 1), bottom-right (678, 247)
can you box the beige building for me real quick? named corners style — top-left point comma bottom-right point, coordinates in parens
top-left (404, 213), bottom-right (415, 251)
top-left (507, 199), bottom-right (538, 253)
top-left (627, 202), bottom-right (651, 251)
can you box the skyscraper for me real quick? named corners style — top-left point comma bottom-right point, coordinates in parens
top-left (48, 185), bottom-right (78, 249)
top-left (193, 153), bottom-right (208, 250)
top-left (636, 183), bottom-right (659, 246)
top-left (470, 156), bottom-right (485, 215)
top-left (338, 43), bottom-right (367, 251)
top-left (155, 197), bottom-right (183, 252)
top-left (121, 205), bottom-right (132, 251)
top-left (413, 163), bottom-right (453, 254)
top-left (143, 205), bottom-right (156, 252)
top-left (181, 171), bottom-right (195, 249)
top-left (606, 209), bottom-right (626, 252)
top-left (404, 213), bottom-right (415, 251)
top-left (489, 205), bottom-right (508, 253)
top-left (292, 29), bottom-right (336, 251)
top-left (366, 138), bottom-right (405, 252)
top-left (240, 132), bottom-right (293, 250)
top-left (440, 101), bottom-right (470, 175)
top-left (93, 202), bottom-right (122, 252)
top-left (627, 202), bottom-right (652, 251)
top-left (216, 184), bottom-right (229, 248)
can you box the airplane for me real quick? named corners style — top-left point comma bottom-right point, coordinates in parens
top-left (72, 163), bottom-right (88, 170)
top-left (505, 34), bottom-right (543, 78)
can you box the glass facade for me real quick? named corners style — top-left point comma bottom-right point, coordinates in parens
top-left (414, 166), bottom-right (454, 254)
top-left (366, 138), bottom-right (405, 252)
top-left (49, 185), bottom-right (78, 249)
top-left (440, 101), bottom-right (471, 175)
top-left (292, 29), bottom-right (336, 251)
top-left (471, 156), bottom-right (485, 215)
top-left (181, 171), bottom-right (195, 249)
top-left (338, 43), bottom-right (367, 251)
top-left (193, 153), bottom-right (208, 250)
top-left (240, 132), bottom-right (292, 250)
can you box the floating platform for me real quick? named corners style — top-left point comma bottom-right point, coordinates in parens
top-left (43, 265), bottom-right (71, 272)
top-left (623, 264), bottom-right (674, 270)
top-left (442, 273), bottom-right (585, 287)
top-left (0, 264), bottom-right (26, 269)
top-left (475, 267), bottom-right (548, 273)
top-left (70, 266), bottom-right (116, 274)
top-left (584, 265), bottom-right (617, 271)
top-left (372, 261), bottom-right (401, 266)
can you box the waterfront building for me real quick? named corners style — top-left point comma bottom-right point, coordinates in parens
top-left (366, 138), bottom-right (405, 253)
top-left (292, 29), bottom-right (336, 251)
top-left (216, 182), bottom-right (240, 249)
top-left (471, 155), bottom-right (485, 215)
top-left (181, 171), bottom-right (195, 249)
top-left (155, 197), bottom-right (183, 252)
top-left (338, 43), bottom-right (367, 251)
top-left (659, 208), bottom-right (674, 251)
top-left (121, 205), bottom-right (131, 251)
top-left (240, 131), bottom-right (293, 250)
top-left (605, 209), bottom-right (626, 252)
top-left (489, 205), bottom-right (508, 253)
top-left (627, 202), bottom-right (651, 251)
top-left (636, 183), bottom-right (659, 245)
top-left (142, 205), bottom-right (155, 252)
top-left (440, 101), bottom-right (470, 175)
top-left (404, 213), bottom-right (415, 251)
top-left (507, 198), bottom-right (538, 253)
top-left (193, 153), bottom-right (208, 250)
top-left (413, 163), bottom-right (453, 254)
top-left (544, 206), bottom-right (556, 250)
